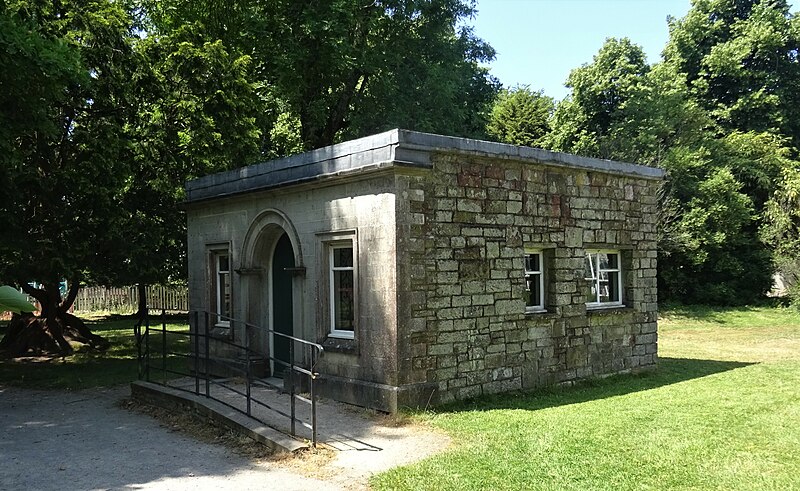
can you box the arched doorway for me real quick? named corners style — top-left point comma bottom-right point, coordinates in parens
top-left (271, 233), bottom-right (294, 377)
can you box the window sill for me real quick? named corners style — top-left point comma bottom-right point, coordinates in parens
top-left (524, 308), bottom-right (558, 319)
top-left (322, 336), bottom-right (359, 355)
top-left (586, 304), bottom-right (632, 315)
top-left (210, 326), bottom-right (233, 339)
top-left (525, 307), bottom-right (548, 315)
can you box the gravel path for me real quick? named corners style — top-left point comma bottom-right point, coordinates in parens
top-left (0, 385), bottom-right (447, 491)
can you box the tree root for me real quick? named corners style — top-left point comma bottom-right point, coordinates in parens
top-left (0, 312), bottom-right (110, 358)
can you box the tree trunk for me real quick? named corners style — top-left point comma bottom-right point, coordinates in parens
top-left (136, 283), bottom-right (148, 319)
top-left (0, 282), bottom-right (110, 358)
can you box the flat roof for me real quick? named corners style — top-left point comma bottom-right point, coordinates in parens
top-left (185, 129), bottom-right (665, 203)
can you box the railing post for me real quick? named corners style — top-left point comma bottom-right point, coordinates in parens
top-left (244, 321), bottom-right (251, 417)
top-left (144, 312), bottom-right (150, 382)
top-left (290, 338), bottom-right (296, 437)
top-left (162, 309), bottom-right (167, 385)
top-left (311, 348), bottom-right (317, 447)
top-left (135, 313), bottom-right (142, 380)
top-left (193, 310), bottom-right (200, 395)
top-left (204, 310), bottom-right (210, 397)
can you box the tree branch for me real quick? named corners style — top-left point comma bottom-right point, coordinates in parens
top-left (59, 277), bottom-right (81, 313)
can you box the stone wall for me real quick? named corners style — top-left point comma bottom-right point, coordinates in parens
top-left (396, 153), bottom-right (660, 405)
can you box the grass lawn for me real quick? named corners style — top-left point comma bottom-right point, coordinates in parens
top-left (372, 306), bottom-right (800, 491)
top-left (0, 313), bottom-right (190, 389)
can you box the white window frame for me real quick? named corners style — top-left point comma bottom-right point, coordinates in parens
top-left (585, 250), bottom-right (623, 309)
top-left (212, 251), bottom-right (231, 327)
top-left (524, 249), bottom-right (545, 313)
top-left (328, 242), bottom-right (356, 339)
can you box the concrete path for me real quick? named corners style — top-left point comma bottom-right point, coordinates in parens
top-left (0, 385), bottom-right (448, 490)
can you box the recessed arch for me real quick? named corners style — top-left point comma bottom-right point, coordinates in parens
top-left (240, 208), bottom-right (303, 269)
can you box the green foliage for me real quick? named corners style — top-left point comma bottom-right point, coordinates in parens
top-left (546, 37), bottom-right (649, 158)
top-left (95, 23), bottom-right (262, 288)
top-left (761, 163), bottom-right (800, 307)
top-left (0, 0), bottom-right (138, 288)
top-left (2, 0), bottom-right (499, 311)
top-left (145, 0), bottom-right (500, 150)
top-left (663, 0), bottom-right (800, 148)
top-left (544, 4), bottom-right (800, 304)
top-left (660, 166), bottom-right (772, 304)
top-left (486, 86), bottom-right (553, 147)
top-left (0, 1), bottom-right (262, 294)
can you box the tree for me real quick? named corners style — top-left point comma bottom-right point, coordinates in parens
top-left (545, 37), bottom-right (649, 158)
top-left (656, 0), bottom-right (800, 303)
top-left (761, 160), bottom-right (800, 306)
top-left (144, 0), bottom-right (500, 151)
top-left (486, 86), bottom-right (553, 147)
top-left (0, 0), bottom-right (137, 354)
top-left (94, 24), bottom-right (262, 314)
top-left (0, 2), bottom-right (262, 355)
top-left (545, 36), bottom-right (783, 304)
top-left (663, 0), bottom-right (800, 148)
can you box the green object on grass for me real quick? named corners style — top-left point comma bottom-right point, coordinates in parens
top-left (0, 286), bottom-right (36, 313)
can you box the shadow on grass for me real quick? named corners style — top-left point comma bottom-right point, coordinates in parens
top-left (435, 357), bottom-right (754, 414)
top-left (0, 350), bottom-right (191, 390)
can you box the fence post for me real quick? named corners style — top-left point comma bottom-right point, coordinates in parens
top-left (135, 307), bottom-right (148, 380)
top-left (194, 310), bottom-right (200, 395)
top-left (244, 321), bottom-right (251, 417)
top-left (204, 310), bottom-right (210, 397)
top-left (290, 338), bottom-right (296, 437)
top-left (311, 347), bottom-right (317, 448)
top-left (161, 309), bottom-right (167, 385)
top-left (144, 312), bottom-right (150, 382)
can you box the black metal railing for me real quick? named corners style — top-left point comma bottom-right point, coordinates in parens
top-left (134, 308), bottom-right (324, 446)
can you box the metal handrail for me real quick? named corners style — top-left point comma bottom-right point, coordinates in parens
top-left (136, 308), bottom-right (325, 447)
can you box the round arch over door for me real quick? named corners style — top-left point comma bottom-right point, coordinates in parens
top-left (238, 208), bottom-right (304, 378)
top-left (240, 208), bottom-right (303, 270)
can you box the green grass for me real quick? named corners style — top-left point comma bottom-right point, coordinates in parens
top-left (372, 306), bottom-right (800, 491)
top-left (0, 313), bottom-right (190, 389)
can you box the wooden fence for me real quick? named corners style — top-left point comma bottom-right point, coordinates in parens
top-left (73, 285), bottom-right (188, 313)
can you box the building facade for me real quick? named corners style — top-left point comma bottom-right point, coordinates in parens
top-left (185, 129), bottom-right (663, 412)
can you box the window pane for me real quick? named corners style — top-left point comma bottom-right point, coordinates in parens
top-left (530, 274), bottom-right (541, 307)
top-left (598, 253), bottom-right (611, 270)
top-left (525, 253), bottom-right (540, 272)
top-left (333, 247), bottom-right (353, 268)
top-left (608, 270), bottom-right (620, 302)
top-left (607, 253), bottom-right (618, 269)
top-left (218, 254), bottom-right (229, 272)
top-left (598, 272), bottom-right (610, 302)
top-left (525, 272), bottom-right (537, 307)
top-left (585, 282), bottom-right (597, 304)
top-left (333, 270), bottom-right (354, 331)
top-left (219, 271), bottom-right (231, 317)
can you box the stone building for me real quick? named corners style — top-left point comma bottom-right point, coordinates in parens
top-left (185, 129), bottom-right (663, 412)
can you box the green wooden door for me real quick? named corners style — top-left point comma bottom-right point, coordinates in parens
top-left (271, 233), bottom-right (294, 377)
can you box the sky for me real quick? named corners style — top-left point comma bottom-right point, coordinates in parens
top-left (471, 0), bottom-right (693, 99)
